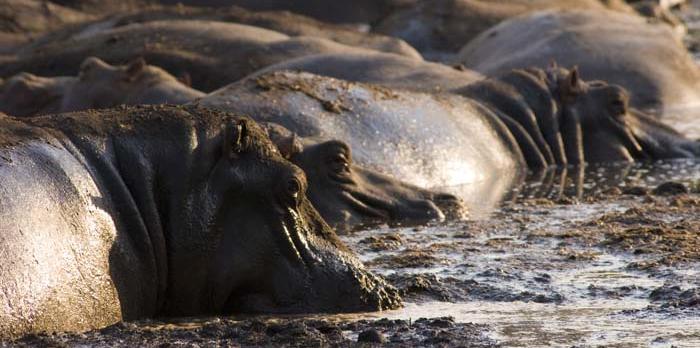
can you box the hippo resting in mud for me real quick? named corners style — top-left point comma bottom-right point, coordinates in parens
top-left (262, 122), bottom-right (465, 232)
top-left (154, 0), bottom-right (416, 25)
top-left (373, 0), bottom-right (637, 60)
top-left (197, 69), bottom-right (700, 189)
top-left (0, 105), bottom-right (400, 339)
top-left (0, 56), bottom-right (461, 232)
top-left (455, 9), bottom-right (700, 117)
top-left (2, 19), bottom-right (419, 92)
top-left (0, 56), bottom-right (204, 117)
top-left (31, 5), bottom-right (419, 61)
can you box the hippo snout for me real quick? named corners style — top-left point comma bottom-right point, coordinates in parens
top-left (431, 192), bottom-right (468, 220)
top-left (391, 198), bottom-right (448, 227)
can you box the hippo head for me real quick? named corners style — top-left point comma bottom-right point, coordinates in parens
top-left (0, 72), bottom-right (72, 117)
top-left (461, 66), bottom-right (700, 167)
top-left (164, 115), bottom-right (400, 315)
top-left (262, 123), bottom-right (467, 233)
top-left (61, 56), bottom-right (198, 112)
top-left (552, 67), bottom-right (700, 162)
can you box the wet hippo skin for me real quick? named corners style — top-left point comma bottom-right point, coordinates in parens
top-left (0, 105), bottom-right (400, 338)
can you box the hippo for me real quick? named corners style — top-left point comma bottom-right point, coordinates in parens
top-left (261, 122), bottom-right (466, 233)
top-left (153, 0), bottom-right (417, 25)
top-left (0, 0), bottom-right (93, 35)
top-left (0, 57), bottom-right (204, 117)
top-left (0, 105), bottom-right (400, 339)
top-left (32, 6), bottom-right (420, 60)
top-left (253, 51), bottom-right (483, 93)
top-left (0, 56), bottom-right (462, 232)
top-left (2, 20), bottom-right (406, 92)
top-left (454, 9), bottom-right (700, 122)
top-left (373, 0), bottom-right (636, 61)
top-left (196, 69), bottom-right (700, 191)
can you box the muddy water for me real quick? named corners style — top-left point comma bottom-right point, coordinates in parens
top-left (332, 159), bottom-right (700, 347)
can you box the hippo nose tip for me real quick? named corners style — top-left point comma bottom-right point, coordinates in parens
top-left (430, 192), bottom-right (468, 220)
top-left (397, 199), bottom-right (445, 224)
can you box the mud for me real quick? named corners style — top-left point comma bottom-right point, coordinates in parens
top-left (9, 317), bottom-right (496, 347)
top-left (4, 159), bottom-right (699, 347)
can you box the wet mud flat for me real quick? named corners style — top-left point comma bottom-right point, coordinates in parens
top-left (4, 160), bottom-right (700, 347)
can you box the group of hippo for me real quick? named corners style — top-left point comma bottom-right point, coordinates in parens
top-left (1, 0), bottom-right (699, 339)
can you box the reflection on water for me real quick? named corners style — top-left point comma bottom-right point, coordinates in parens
top-left (439, 158), bottom-right (700, 219)
top-left (337, 158), bottom-right (700, 347)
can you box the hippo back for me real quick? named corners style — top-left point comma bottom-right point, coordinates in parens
top-left (3, 20), bottom-right (389, 91)
top-left (455, 9), bottom-right (700, 116)
top-left (253, 52), bottom-right (482, 93)
top-left (197, 71), bottom-right (521, 189)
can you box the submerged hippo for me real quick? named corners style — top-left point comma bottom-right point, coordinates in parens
top-left (262, 123), bottom-right (466, 232)
top-left (197, 70), bottom-right (700, 190)
top-left (34, 6), bottom-right (420, 60)
top-left (0, 56), bottom-right (204, 117)
top-left (154, 0), bottom-right (416, 25)
top-left (374, 0), bottom-right (635, 60)
top-left (0, 105), bottom-right (400, 339)
top-left (455, 9), bottom-right (700, 117)
top-left (3, 20), bottom-right (400, 92)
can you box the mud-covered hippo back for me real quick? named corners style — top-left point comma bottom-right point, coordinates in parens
top-left (456, 10), bottom-right (700, 114)
top-left (198, 71), bottom-right (520, 188)
top-left (0, 122), bottom-right (123, 337)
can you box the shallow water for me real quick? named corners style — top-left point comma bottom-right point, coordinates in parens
top-left (333, 158), bottom-right (700, 347)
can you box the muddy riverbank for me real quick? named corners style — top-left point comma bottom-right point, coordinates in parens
top-left (5, 159), bottom-right (700, 347)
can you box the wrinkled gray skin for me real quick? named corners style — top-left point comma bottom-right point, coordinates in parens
top-left (30, 6), bottom-right (420, 60)
top-left (197, 70), bottom-right (700, 188)
top-left (456, 9), bottom-right (700, 115)
top-left (254, 51), bottom-right (482, 93)
top-left (0, 56), bottom-right (204, 117)
top-left (3, 20), bottom-right (397, 92)
top-left (262, 123), bottom-right (466, 233)
top-left (0, 105), bottom-right (400, 339)
top-left (374, 0), bottom-right (636, 61)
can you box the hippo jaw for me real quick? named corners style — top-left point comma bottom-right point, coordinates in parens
top-left (214, 197), bottom-right (402, 314)
top-left (292, 140), bottom-right (467, 233)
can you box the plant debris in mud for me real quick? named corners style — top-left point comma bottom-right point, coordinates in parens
top-left (8, 317), bottom-right (498, 348)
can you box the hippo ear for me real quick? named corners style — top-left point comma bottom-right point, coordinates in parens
top-left (125, 57), bottom-right (147, 81)
top-left (549, 59), bottom-right (558, 69)
top-left (261, 122), bottom-right (303, 159)
top-left (79, 56), bottom-right (108, 80)
top-left (560, 66), bottom-right (582, 98)
top-left (223, 120), bottom-right (247, 160)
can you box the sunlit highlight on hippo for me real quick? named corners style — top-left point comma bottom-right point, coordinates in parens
top-left (263, 122), bottom-right (467, 232)
top-left (0, 105), bottom-right (400, 339)
top-left (198, 68), bottom-right (700, 191)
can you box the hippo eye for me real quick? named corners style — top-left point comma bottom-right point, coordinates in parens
top-left (286, 178), bottom-right (302, 200)
top-left (328, 152), bottom-right (350, 174)
top-left (609, 96), bottom-right (628, 118)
